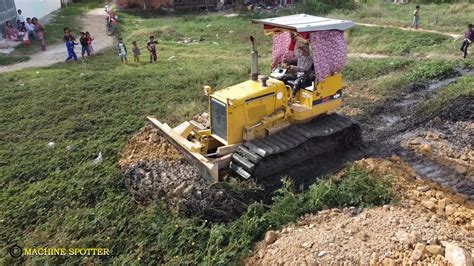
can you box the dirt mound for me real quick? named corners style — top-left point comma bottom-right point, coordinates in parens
top-left (124, 160), bottom-right (262, 222)
top-left (124, 160), bottom-right (202, 203)
top-left (247, 206), bottom-right (473, 265)
top-left (247, 158), bottom-right (474, 265)
top-left (119, 125), bottom-right (182, 169)
top-left (120, 124), bottom-right (263, 222)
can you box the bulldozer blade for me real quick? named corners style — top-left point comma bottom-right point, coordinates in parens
top-left (147, 116), bottom-right (220, 181)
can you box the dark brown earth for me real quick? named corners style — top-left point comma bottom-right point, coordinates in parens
top-left (121, 71), bottom-right (474, 222)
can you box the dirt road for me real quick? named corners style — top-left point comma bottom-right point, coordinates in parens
top-left (357, 22), bottom-right (463, 39)
top-left (0, 8), bottom-right (114, 74)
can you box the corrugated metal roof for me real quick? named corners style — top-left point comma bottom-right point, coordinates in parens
top-left (253, 14), bottom-right (355, 32)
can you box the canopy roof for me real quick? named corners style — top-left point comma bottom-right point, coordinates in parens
top-left (253, 14), bottom-right (355, 33)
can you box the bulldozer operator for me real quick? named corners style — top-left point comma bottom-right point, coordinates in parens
top-left (281, 41), bottom-right (314, 97)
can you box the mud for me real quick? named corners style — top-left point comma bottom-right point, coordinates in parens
top-left (124, 160), bottom-right (263, 222)
top-left (122, 69), bottom-right (473, 222)
top-left (358, 70), bottom-right (474, 200)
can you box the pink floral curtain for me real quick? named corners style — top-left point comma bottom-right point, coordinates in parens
top-left (272, 32), bottom-right (296, 66)
top-left (272, 31), bottom-right (348, 82)
top-left (309, 31), bottom-right (347, 82)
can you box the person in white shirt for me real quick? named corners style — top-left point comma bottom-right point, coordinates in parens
top-left (25, 18), bottom-right (35, 39)
top-left (17, 9), bottom-right (25, 24)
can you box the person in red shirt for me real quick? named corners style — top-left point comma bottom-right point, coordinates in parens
top-left (32, 17), bottom-right (46, 51)
top-left (460, 24), bottom-right (473, 59)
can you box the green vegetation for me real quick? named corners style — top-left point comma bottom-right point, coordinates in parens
top-left (0, 53), bottom-right (30, 66)
top-left (1, 2), bottom-right (473, 264)
top-left (417, 75), bottom-right (474, 116)
top-left (344, 58), bottom-right (412, 81)
top-left (346, 26), bottom-right (450, 56)
top-left (407, 60), bottom-right (456, 81)
top-left (0, 0), bottom-right (101, 66)
top-left (330, 2), bottom-right (474, 33)
top-left (2, 164), bottom-right (394, 264)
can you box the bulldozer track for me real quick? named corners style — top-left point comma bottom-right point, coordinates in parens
top-left (230, 114), bottom-right (362, 180)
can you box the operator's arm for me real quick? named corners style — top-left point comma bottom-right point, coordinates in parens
top-left (292, 55), bottom-right (313, 72)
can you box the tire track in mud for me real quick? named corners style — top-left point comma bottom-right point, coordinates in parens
top-left (356, 68), bottom-right (474, 200)
top-left (124, 69), bottom-right (473, 221)
top-left (264, 68), bottom-right (474, 199)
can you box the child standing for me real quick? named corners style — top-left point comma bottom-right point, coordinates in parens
top-left (32, 17), bottom-right (46, 51)
top-left (86, 31), bottom-right (94, 53)
top-left (117, 37), bottom-right (128, 63)
top-left (63, 27), bottom-right (75, 43)
top-left (410, 5), bottom-right (420, 30)
top-left (65, 36), bottom-right (78, 62)
top-left (79, 32), bottom-right (91, 59)
top-left (460, 24), bottom-right (473, 59)
top-left (132, 41), bottom-right (140, 62)
top-left (147, 35), bottom-right (158, 63)
top-left (25, 18), bottom-right (35, 40)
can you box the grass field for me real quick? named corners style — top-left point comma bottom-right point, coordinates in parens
top-left (329, 2), bottom-right (474, 33)
top-left (1, 1), bottom-right (473, 264)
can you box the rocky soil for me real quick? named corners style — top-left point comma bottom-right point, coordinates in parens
top-left (121, 125), bottom-right (262, 222)
top-left (118, 125), bottom-right (182, 169)
top-left (247, 158), bottom-right (474, 265)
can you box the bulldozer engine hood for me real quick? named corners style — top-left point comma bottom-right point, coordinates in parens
top-left (211, 78), bottom-right (284, 106)
top-left (209, 77), bottom-right (287, 145)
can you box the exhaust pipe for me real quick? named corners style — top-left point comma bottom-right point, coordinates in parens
top-left (250, 36), bottom-right (258, 81)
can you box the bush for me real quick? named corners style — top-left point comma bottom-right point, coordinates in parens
top-left (344, 58), bottom-right (412, 81)
top-left (407, 61), bottom-right (456, 81)
top-left (305, 166), bottom-right (395, 209)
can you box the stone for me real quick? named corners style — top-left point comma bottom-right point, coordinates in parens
top-left (301, 242), bottom-right (313, 249)
top-left (444, 242), bottom-right (472, 266)
top-left (410, 250), bottom-right (423, 261)
top-left (414, 243), bottom-right (426, 252)
top-left (435, 191), bottom-right (445, 199)
top-left (427, 237), bottom-right (439, 245)
top-left (437, 199), bottom-right (447, 211)
top-left (361, 232), bottom-right (369, 242)
top-left (171, 182), bottom-right (187, 197)
top-left (426, 245), bottom-right (443, 256)
top-left (395, 230), bottom-right (410, 244)
top-left (419, 144), bottom-right (432, 156)
top-left (421, 200), bottom-right (436, 210)
top-left (445, 205), bottom-right (457, 216)
top-left (455, 165), bottom-right (468, 175)
top-left (389, 155), bottom-right (401, 163)
top-left (409, 231), bottom-right (422, 245)
top-left (264, 230), bottom-right (277, 245)
top-left (417, 185), bottom-right (431, 192)
top-left (426, 132), bottom-right (440, 140)
top-left (318, 251), bottom-right (327, 257)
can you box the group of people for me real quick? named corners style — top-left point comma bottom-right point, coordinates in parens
top-left (116, 35), bottom-right (158, 64)
top-left (409, 5), bottom-right (472, 58)
top-left (2, 9), bottom-right (46, 50)
top-left (63, 27), bottom-right (95, 62)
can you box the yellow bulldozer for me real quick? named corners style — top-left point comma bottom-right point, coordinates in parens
top-left (148, 14), bottom-right (361, 181)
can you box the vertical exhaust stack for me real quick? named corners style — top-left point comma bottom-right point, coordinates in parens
top-left (250, 36), bottom-right (259, 81)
